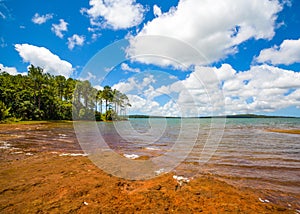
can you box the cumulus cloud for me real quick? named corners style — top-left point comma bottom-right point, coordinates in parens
top-left (113, 74), bottom-right (156, 94)
top-left (195, 64), bottom-right (300, 115)
top-left (51, 19), bottom-right (68, 38)
top-left (15, 44), bottom-right (73, 77)
top-left (81, 0), bottom-right (145, 29)
top-left (67, 34), bottom-right (85, 50)
top-left (32, 13), bottom-right (53, 24)
top-left (127, 0), bottom-right (282, 67)
top-left (121, 63), bottom-right (140, 73)
top-left (0, 64), bottom-right (27, 75)
top-left (255, 38), bottom-right (300, 65)
top-left (153, 5), bottom-right (162, 17)
top-left (111, 64), bottom-right (300, 116)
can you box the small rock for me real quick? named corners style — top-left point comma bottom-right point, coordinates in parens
top-left (276, 207), bottom-right (286, 211)
top-left (83, 201), bottom-right (88, 206)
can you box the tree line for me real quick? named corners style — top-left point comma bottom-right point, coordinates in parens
top-left (0, 65), bottom-right (130, 122)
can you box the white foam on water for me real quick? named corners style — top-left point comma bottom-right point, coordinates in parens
top-left (123, 154), bottom-right (139, 159)
top-left (0, 142), bottom-right (11, 149)
top-left (12, 151), bottom-right (23, 154)
top-left (173, 175), bottom-right (190, 186)
top-left (258, 198), bottom-right (270, 203)
top-left (155, 168), bottom-right (165, 175)
top-left (145, 147), bottom-right (160, 151)
top-left (58, 134), bottom-right (67, 138)
top-left (59, 153), bottom-right (88, 157)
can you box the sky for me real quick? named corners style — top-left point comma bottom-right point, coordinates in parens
top-left (1, 0), bottom-right (300, 117)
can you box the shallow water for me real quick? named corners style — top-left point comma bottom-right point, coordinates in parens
top-left (0, 118), bottom-right (299, 204)
top-left (96, 118), bottom-right (300, 197)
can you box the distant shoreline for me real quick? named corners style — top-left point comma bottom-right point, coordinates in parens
top-left (1, 114), bottom-right (298, 125)
top-left (129, 114), bottom-right (299, 119)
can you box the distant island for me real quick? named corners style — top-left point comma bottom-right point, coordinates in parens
top-left (129, 114), bottom-right (298, 119)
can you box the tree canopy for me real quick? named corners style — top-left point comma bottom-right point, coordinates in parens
top-left (0, 65), bottom-right (130, 122)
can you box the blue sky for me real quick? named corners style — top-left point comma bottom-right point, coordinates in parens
top-left (1, 0), bottom-right (300, 117)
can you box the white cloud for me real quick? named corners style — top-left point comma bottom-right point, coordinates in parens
top-left (32, 13), bottom-right (53, 24)
top-left (0, 64), bottom-right (26, 75)
top-left (255, 38), bottom-right (300, 65)
top-left (112, 75), bottom-right (155, 94)
top-left (51, 19), bottom-right (68, 38)
top-left (93, 85), bottom-right (103, 91)
top-left (79, 72), bottom-right (96, 81)
top-left (87, 27), bottom-right (102, 40)
top-left (212, 64), bottom-right (300, 114)
top-left (121, 63), bottom-right (140, 73)
top-left (81, 0), bottom-right (145, 30)
top-left (111, 64), bottom-right (300, 116)
top-left (127, 0), bottom-right (282, 67)
top-left (15, 44), bottom-right (74, 77)
top-left (67, 34), bottom-right (85, 50)
top-left (153, 5), bottom-right (162, 17)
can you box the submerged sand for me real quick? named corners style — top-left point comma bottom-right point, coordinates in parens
top-left (266, 129), bottom-right (300, 135)
top-left (0, 153), bottom-right (295, 213)
top-left (0, 122), bottom-right (299, 213)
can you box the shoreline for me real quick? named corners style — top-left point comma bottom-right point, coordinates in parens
top-left (0, 152), bottom-right (297, 213)
top-left (266, 129), bottom-right (300, 135)
top-left (0, 122), bottom-right (299, 212)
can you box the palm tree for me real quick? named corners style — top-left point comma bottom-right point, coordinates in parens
top-left (112, 89), bottom-right (123, 115)
top-left (116, 93), bottom-right (130, 118)
top-left (102, 85), bottom-right (113, 113)
top-left (96, 90), bottom-right (103, 114)
top-left (28, 65), bottom-right (44, 111)
top-left (55, 75), bottom-right (66, 101)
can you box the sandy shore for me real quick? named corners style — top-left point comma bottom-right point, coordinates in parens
top-left (0, 153), bottom-right (295, 213)
top-left (266, 129), bottom-right (300, 135)
top-left (0, 122), bottom-right (298, 213)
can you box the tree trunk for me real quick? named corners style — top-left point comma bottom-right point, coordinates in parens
top-left (100, 100), bottom-right (102, 114)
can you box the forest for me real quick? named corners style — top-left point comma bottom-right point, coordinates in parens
top-left (0, 65), bottom-right (131, 122)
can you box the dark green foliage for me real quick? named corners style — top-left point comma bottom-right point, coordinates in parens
top-left (0, 65), bottom-right (130, 122)
top-left (0, 101), bottom-right (10, 120)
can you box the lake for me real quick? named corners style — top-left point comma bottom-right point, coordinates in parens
top-left (93, 118), bottom-right (300, 194)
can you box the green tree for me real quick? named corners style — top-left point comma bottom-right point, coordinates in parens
top-left (0, 65), bottom-right (130, 122)
top-left (28, 65), bottom-right (45, 112)
top-left (0, 101), bottom-right (10, 121)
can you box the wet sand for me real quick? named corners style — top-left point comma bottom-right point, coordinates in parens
top-left (0, 122), bottom-right (299, 213)
top-left (266, 129), bottom-right (300, 135)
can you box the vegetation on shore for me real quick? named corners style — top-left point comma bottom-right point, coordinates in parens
top-left (0, 65), bottom-right (130, 123)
